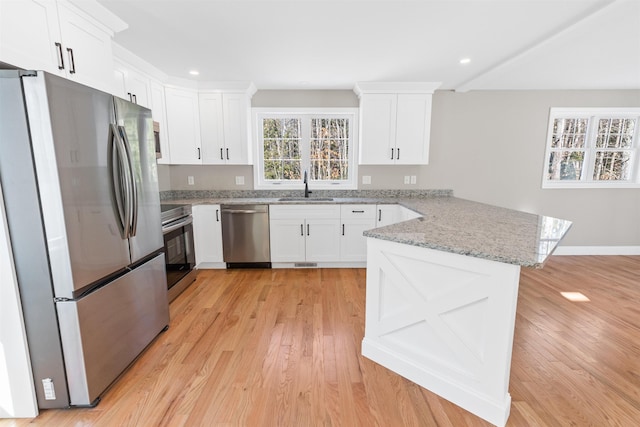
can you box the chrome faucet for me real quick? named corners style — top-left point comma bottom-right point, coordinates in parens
top-left (303, 171), bottom-right (312, 198)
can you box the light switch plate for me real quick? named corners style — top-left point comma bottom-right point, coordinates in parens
top-left (188, 176), bottom-right (194, 185)
top-left (410, 175), bottom-right (417, 184)
top-left (362, 175), bottom-right (371, 185)
top-left (235, 176), bottom-right (245, 185)
top-left (404, 176), bottom-right (410, 184)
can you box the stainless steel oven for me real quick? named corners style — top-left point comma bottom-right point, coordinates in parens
top-left (161, 204), bottom-right (196, 301)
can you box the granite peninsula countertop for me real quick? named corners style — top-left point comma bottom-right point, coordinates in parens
top-left (161, 190), bottom-right (571, 268)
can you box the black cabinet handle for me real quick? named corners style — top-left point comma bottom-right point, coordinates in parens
top-left (132, 94), bottom-right (137, 104)
top-left (307, 224), bottom-right (310, 236)
top-left (300, 224), bottom-right (304, 236)
top-left (55, 42), bottom-right (64, 70)
top-left (342, 224), bottom-right (345, 236)
top-left (66, 48), bottom-right (75, 74)
top-left (197, 147), bottom-right (201, 160)
top-left (128, 92), bottom-right (132, 102)
top-left (352, 210), bottom-right (365, 213)
top-left (396, 148), bottom-right (400, 160)
top-left (220, 148), bottom-right (224, 160)
top-left (378, 209), bottom-right (382, 222)
top-left (391, 148), bottom-right (394, 160)
top-left (216, 209), bottom-right (219, 222)
top-left (226, 148), bottom-right (229, 160)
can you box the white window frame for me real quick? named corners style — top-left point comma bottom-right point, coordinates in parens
top-left (252, 108), bottom-right (359, 190)
top-left (542, 108), bottom-right (640, 189)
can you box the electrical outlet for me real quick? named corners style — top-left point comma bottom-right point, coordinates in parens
top-left (235, 176), bottom-right (245, 185)
top-left (404, 176), bottom-right (410, 184)
top-left (188, 176), bottom-right (194, 185)
top-left (410, 175), bottom-right (416, 184)
top-left (362, 175), bottom-right (371, 185)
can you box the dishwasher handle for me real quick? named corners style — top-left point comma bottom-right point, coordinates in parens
top-left (223, 209), bottom-right (262, 214)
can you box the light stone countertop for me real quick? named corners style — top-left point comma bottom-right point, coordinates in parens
top-left (162, 194), bottom-right (572, 268)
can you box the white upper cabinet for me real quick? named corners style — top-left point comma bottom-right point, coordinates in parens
top-left (0, 0), bottom-right (126, 94)
top-left (199, 87), bottom-right (255, 165)
top-left (355, 82), bottom-right (440, 165)
top-left (0, 0), bottom-right (62, 72)
top-left (164, 87), bottom-right (202, 165)
top-left (198, 93), bottom-right (225, 164)
top-left (113, 60), bottom-right (151, 108)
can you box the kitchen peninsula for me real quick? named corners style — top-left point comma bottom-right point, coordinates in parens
top-left (162, 190), bottom-right (571, 426)
top-left (360, 196), bottom-right (571, 427)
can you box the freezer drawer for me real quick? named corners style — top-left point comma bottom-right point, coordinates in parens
top-left (56, 253), bottom-right (169, 406)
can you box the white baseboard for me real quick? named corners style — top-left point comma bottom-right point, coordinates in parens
top-left (554, 246), bottom-right (640, 256)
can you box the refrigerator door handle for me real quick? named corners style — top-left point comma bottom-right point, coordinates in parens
top-left (118, 126), bottom-right (138, 237)
top-left (114, 125), bottom-right (133, 238)
top-left (108, 124), bottom-right (128, 238)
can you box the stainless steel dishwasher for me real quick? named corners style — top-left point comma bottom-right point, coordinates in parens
top-left (220, 204), bottom-right (271, 268)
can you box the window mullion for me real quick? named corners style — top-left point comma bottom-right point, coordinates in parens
top-left (583, 115), bottom-right (598, 182)
top-left (300, 115), bottom-right (311, 180)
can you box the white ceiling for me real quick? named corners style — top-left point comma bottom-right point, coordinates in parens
top-left (96, 0), bottom-right (640, 91)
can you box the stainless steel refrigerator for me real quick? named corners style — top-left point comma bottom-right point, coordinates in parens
top-left (0, 70), bottom-right (169, 408)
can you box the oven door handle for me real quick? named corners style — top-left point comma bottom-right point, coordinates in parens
top-left (162, 216), bottom-right (193, 234)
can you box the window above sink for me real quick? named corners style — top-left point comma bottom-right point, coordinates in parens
top-left (252, 108), bottom-right (359, 190)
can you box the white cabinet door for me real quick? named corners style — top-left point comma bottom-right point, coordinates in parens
top-left (165, 87), bottom-right (202, 165)
top-left (56, 2), bottom-right (115, 93)
top-left (150, 80), bottom-right (170, 164)
top-left (395, 94), bottom-right (431, 164)
top-left (376, 204), bottom-right (402, 227)
top-left (340, 220), bottom-right (376, 262)
top-left (269, 204), bottom-right (340, 263)
top-left (269, 219), bottom-right (306, 262)
top-left (340, 205), bottom-right (376, 262)
top-left (221, 93), bottom-right (250, 164)
top-left (359, 94), bottom-right (396, 165)
top-left (357, 83), bottom-right (436, 166)
top-left (199, 92), bottom-right (250, 165)
top-left (193, 205), bottom-right (223, 266)
top-left (305, 218), bottom-right (340, 262)
top-left (198, 93), bottom-right (225, 164)
top-left (113, 61), bottom-right (151, 108)
top-left (0, 0), bottom-right (62, 74)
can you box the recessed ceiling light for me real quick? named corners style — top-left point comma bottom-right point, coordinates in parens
top-left (459, 58), bottom-right (471, 65)
top-left (189, 70), bottom-right (200, 76)
top-left (560, 291), bottom-right (590, 302)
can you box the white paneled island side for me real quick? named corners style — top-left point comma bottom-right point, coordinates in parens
top-left (361, 197), bottom-right (572, 427)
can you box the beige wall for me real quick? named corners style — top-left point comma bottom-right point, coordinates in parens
top-left (159, 88), bottom-right (640, 247)
top-left (425, 90), bottom-right (640, 247)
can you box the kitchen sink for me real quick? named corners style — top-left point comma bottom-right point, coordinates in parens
top-left (277, 197), bottom-right (334, 202)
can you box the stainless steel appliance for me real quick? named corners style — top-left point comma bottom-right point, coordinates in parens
top-left (161, 204), bottom-right (196, 301)
top-left (221, 204), bottom-right (271, 268)
top-left (0, 70), bottom-right (169, 409)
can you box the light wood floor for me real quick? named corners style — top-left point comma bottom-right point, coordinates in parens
top-left (2, 255), bottom-right (639, 426)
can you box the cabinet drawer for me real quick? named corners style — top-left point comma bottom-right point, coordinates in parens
top-left (340, 204), bottom-right (376, 219)
top-left (270, 204), bottom-right (340, 220)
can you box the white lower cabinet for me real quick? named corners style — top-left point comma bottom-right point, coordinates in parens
top-left (376, 204), bottom-right (421, 227)
top-left (340, 205), bottom-right (376, 262)
top-left (269, 205), bottom-right (340, 263)
top-left (192, 205), bottom-right (224, 268)
top-left (376, 204), bottom-right (402, 227)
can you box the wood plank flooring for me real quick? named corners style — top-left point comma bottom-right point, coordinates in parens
top-left (2, 255), bottom-right (639, 426)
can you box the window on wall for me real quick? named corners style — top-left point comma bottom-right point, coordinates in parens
top-left (542, 108), bottom-right (640, 188)
top-left (254, 109), bottom-right (358, 189)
